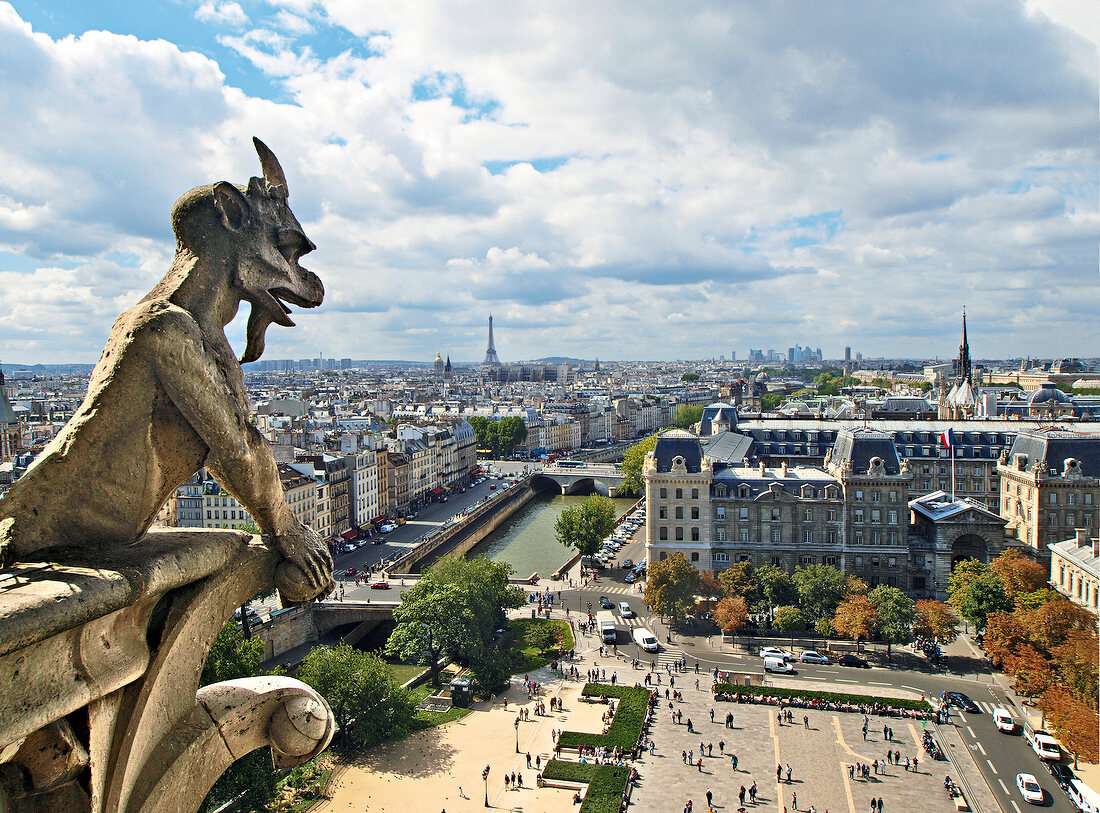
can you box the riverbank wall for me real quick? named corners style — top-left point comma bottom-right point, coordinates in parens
top-left (387, 478), bottom-right (545, 575)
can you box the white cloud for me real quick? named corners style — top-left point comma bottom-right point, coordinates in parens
top-left (195, 1), bottom-right (248, 28)
top-left (0, 0), bottom-right (1096, 364)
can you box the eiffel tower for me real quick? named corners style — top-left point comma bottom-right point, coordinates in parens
top-left (482, 314), bottom-right (501, 366)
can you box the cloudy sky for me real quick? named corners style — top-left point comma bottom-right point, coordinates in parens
top-left (0, 1), bottom-right (1096, 365)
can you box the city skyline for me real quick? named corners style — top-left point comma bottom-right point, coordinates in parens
top-left (0, 1), bottom-right (1097, 364)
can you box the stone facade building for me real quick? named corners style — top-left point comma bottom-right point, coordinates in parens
top-left (644, 427), bottom-right (1015, 599)
top-left (996, 430), bottom-right (1100, 562)
top-left (1049, 528), bottom-right (1099, 611)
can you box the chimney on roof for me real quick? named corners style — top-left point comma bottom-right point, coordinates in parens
top-left (759, 461), bottom-right (766, 476)
top-left (781, 461), bottom-right (788, 477)
top-left (1076, 528), bottom-right (1088, 546)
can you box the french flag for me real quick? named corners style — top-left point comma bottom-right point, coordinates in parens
top-left (941, 427), bottom-right (953, 451)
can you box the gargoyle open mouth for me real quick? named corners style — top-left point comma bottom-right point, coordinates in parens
top-left (268, 286), bottom-right (322, 327)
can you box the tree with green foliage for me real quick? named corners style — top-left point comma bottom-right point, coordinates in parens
top-left (948, 559), bottom-right (1013, 630)
top-left (680, 373), bottom-right (700, 382)
top-left (645, 552), bottom-right (700, 627)
top-left (751, 563), bottom-right (796, 620)
top-left (555, 495), bottom-right (619, 558)
top-left (466, 415), bottom-right (528, 456)
top-left (792, 563), bottom-right (847, 624)
top-left (773, 606), bottom-right (805, 649)
top-left (868, 585), bottom-right (915, 659)
top-left (761, 392), bottom-right (782, 411)
top-left (297, 644), bottom-right (416, 749)
top-left (673, 404), bottom-right (704, 430)
top-left (618, 433), bottom-right (659, 496)
top-left (717, 561), bottom-right (756, 604)
top-left (387, 554), bottom-right (525, 689)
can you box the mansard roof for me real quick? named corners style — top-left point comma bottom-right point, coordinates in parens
top-left (830, 428), bottom-right (902, 475)
top-left (653, 430), bottom-right (703, 472)
top-left (1007, 430), bottom-right (1100, 478)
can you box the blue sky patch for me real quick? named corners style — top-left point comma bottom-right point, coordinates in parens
top-left (483, 156), bottom-right (572, 175)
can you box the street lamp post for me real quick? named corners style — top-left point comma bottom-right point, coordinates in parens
top-left (514, 717), bottom-right (520, 753)
top-left (483, 766), bottom-right (490, 807)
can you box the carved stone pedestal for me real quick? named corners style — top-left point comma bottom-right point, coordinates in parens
top-left (0, 529), bottom-right (334, 812)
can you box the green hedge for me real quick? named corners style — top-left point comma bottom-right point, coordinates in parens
top-left (541, 760), bottom-right (630, 813)
top-left (713, 683), bottom-right (932, 712)
top-left (557, 684), bottom-right (650, 750)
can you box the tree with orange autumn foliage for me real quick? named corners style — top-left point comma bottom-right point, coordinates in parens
top-left (1039, 686), bottom-right (1100, 762)
top-left (833, 595), bottom-right (878, 653)
top-left (990, 548), bottom-right (1049, 599)
top-left (913, 600), bottom-right (960, 645)
top-left (1005, 644), bottom-right (1053, 697)
top-left (714, 595), bottom-right (750, 649)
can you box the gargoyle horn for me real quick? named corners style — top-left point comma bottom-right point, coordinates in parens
top-left (253, 137), bottom-right (288, 198)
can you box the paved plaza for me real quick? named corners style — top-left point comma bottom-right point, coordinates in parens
top-left (316, 603), bottom-right (985, 813)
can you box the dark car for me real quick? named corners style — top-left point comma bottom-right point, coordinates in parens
top-left (944, 691), bottom-right (980, 713)
top-left (838, 654), bottom-right (871, 668)
top-left (599, 596), bottom-right (614, 609)
top-left (1047, 761), bottom-right (1075, 790)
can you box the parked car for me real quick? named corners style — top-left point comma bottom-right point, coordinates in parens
top-left (838, 654), bottom-right (870, 668)
top-left (379, 523), bottom-right (397, 533)
top-left (992, 708), bottom-right (1017, 733)
top-left (944, 691), bottom-right (979, 713)
top-left (1016, 772), bottom-right (1045, 805)
top-left (624, 572), bottom-right (636, 584)
top-left (599, 596), bottom-right (614, 609)
top-left (622, 559), bottom-right (634, 569)
top-left (1047, 761), bottom-right (1075, 791)
top-left (618, 602), bottom-right (634, 618)
top-left (759, 647), bottom-right (793, 662)
top-left (370, 581), bottom-right (391, 590)
top-left (799, 650), bottom-right (829, 664)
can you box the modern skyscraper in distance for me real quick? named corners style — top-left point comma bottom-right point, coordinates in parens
top-left (483, 314), bottom-right (501, 366)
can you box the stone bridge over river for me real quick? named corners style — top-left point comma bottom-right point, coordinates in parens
top-left (533, 463), bottom-right (626, 497)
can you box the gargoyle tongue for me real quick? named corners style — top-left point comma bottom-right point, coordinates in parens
top-left (240, 306), bottom-right (271, 364)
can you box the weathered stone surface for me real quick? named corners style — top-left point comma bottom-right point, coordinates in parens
top-left (0, 138), bottom-right (333, 606)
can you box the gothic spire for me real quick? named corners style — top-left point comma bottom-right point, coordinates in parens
top-left (957, 308), bottom-right (972, 383)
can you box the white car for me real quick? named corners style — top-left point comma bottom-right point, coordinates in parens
top-left (618, 602), bottom-right (634, 618)
top-left (992, 708), bottom-right (1017, 733)
top-left (759, 647), bottom-right (793, 662)
top-left (799, 650), bottom-right (829, 664)
top-left (379, 523), bottom-right (397, 533)
top-left (1025, 727), bottom-right (1061, 761)
top-left (632, 627), bottom-right (659, 652)
top-left (1016, 773), bottom-right (1044, 805)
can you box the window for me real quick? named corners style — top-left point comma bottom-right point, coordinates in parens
top-left (675, 528), bottom-right (684, 540)
top-left (713, 552), bottom-right (730, 563)
top-left (855, 490), bottom-right (863, 501)
top-left (888, 491), bottom-right (898, 502)
top-left (827, 508), bottom-right (837, 522)
top-left (799, 555), bottom-right (815, 565)
top-left (691, 528), bottom-right (700, 541)
top-left (888, 510), bottom-right (898, 525)
top-left (716, 485), bottom-right (727, 497)
top-left (771, 508), bottom-right (781, 521)
top-left (913, 576), bottom-right (926, 590)
top-left (772, 528), bottom-right (781, 544)
top-left (692, 488), bottom-right (699, 499)
top-left (771, 556), bottom-right (783, 566)
top-left (660, 488), bottom-right (667, 498)
top-left (888, 531), bottom-right (898, 544)
top-left (914, 555), bottom-right (924, 566)
top-left (691, 551), bottom-right (699, 561)
top-left (659, 507), bottom-right (667, 519)
top-left (803, 529), bottom-right (813, 544)
top-left (660, 552), bottom-right (667, 561)
top-left (871, 509), bottom-right (881, 523)
top-left (872, 491), bottom-right (881, 503)
top-left (675, 507), bottom-right (684, 520)
top-left (1085, 493), bottom-right (1093, 505)
top-left (888, 557), bottom-right (896, 567)
top-left (827, 529), bottom-right (837, 544)
top-left (659, 527), bottom-right (668, 540)
top-left (803, 508), bottom-right (813, 522)
top-left (1048, 512), bottom-right (1057, 527)
top-left (1049, 493), bottom-right (1058, 505)
top-left (716, 528), bottom-right (726, 542)
top-left (691, 507), bottom-right (700, 520)
top-left (740, 528), bottom-right (749, 542)
top-left (716, 506), bottom-right (725, 517)
top-left (1085, 514), bottom-right (1092, 527)
top-left (1068, 493), bottom-right (1077, 505)
top-left (871, 558), bottom-right (880, 568)
top-left (1067, 512), bottom-right (1075, 526)
top-left (853, 530), bottom-right (864, 544)
top-left (854, 556), bottom-right (863, 566)
top-left (823, 556), bottom-right (837, 565)
top-left (740, 507), bottom-right (749, 520)
top-left (854, 509), bottom-right (864, 523)
top-left (871, 531), bottom-right (881, 544)
top-left (676, 488), bottom-right (683, 500)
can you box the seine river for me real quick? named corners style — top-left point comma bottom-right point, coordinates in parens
top-left (468, 491), bottom-right (637, 578)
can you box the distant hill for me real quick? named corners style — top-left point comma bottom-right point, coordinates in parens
top-left (525, 357), bottom-right (590, 364)
top-left (1, 362), bottom-right (96, 376)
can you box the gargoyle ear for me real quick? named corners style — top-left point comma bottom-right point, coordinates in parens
top-left (213, 181), bottom-right (252, 231)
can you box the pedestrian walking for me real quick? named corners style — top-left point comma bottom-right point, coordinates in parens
top-left (719, 740), bottom-right (725, 753)
top-left (786, 764), bottom-right (792, 783)
top-left (739, 786), bottom-right (746, 806)
top-left (706, 789), bottom-right (713, 807)
top-left (877, 798), bottom-right (883, 812)
top-left (698, 758), bottom-right (703, 772)
top-left (792, 791), bottom-right (798, 810)
top-left (731, 754), bottom-right (738, 770)
top-left (777, 764), bottom-right (783, 782)
top-left (804, 714), bottom-right (809, 728)
top-left (710, 708), bottom-right (715, 722)
top-left (526, 752), bottom-right (531, 767)
top-left (682, 750), bottom-right (687, 764)
top-left (750, 781), bottom-right (757, 802)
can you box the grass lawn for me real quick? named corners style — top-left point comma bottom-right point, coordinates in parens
top-left (508, 617), bottom-right (575, 673)
top-left (386, 662), bottom-right (427, 686)
top-left (408, 682), bottom-right (473, 728)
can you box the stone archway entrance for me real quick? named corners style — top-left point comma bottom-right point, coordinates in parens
top-left (951, 533), bottom-right (988, 568)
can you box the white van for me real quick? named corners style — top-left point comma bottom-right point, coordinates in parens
top-left (632, 627), bottom-right (659, 652)
top-left (763, 656), bottom-right (794, 674)
top-left (1025, 725), bottom-right (1061, 761)
top-left (1068, 778), bottom-right (1100, 813)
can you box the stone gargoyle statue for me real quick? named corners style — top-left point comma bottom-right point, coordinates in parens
top-left (0, 138), bottom-right (334, 605)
